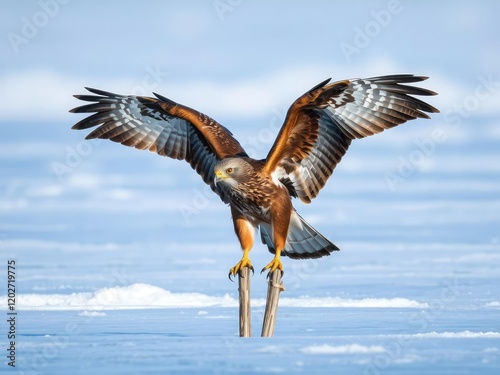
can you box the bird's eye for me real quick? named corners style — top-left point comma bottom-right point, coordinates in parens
top-left (226, 168), bottom-right (233, 174)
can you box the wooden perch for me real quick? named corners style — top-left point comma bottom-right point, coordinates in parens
top-left (261, 270), bottom-right (285, 337)
top-left (238, 267), bottom-right (251, 337)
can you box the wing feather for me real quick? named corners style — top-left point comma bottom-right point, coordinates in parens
top-left (265, 74), bottom-right (439, 203)
top-left (70, 88), bottom-right (247, 200)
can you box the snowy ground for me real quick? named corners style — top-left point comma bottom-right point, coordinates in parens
top-left (11, 270), bottom-right (500, 374)
top-left (13, 308), bottom-right (500, 375)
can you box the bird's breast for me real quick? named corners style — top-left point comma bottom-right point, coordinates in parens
top-left (228, 185), bottom-right (271, 222)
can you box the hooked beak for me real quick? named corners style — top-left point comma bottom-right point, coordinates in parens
top-left (214, 170), bottom-right (225, 186)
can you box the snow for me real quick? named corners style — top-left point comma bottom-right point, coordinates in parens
top-left (300, 344), bottom-right (386, 355)
top-left (411, 331), bottom-right (500, 339)
top-left (6, 283), bottom-right (428, 310)
top-left (78, 311), bottom-right (107, 317)
top-left (279, 297), bottom-right (428, 308)
top-left (10, 308), bottom-right (500, 375)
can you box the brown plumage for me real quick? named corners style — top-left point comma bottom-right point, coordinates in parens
top-left (70, 74), bottom-right (439, 278)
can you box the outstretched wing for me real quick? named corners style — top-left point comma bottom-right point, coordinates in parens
top-left (264, 74), bottom-right (439, 203)
top-left (70, 88), bottom-right (247, 201)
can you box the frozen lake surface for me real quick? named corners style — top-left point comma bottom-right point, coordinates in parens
top-left (16, 308), bottom-right (500, 375)
top-left (4, 219), bottom-right (500, 374)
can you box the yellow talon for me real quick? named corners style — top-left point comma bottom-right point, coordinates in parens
top-left (228, 251), bottom-right (254, 280)
top-left (261, 253), bottom-right (284, 278)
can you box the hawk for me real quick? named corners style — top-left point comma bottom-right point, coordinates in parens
top-left (70, 74), bottom-right (438, 279)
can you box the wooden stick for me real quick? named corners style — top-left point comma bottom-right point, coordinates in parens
top-left (261, 270), bottom-right (285, 337)
top-left (238, 267), bottom-right (251, 337)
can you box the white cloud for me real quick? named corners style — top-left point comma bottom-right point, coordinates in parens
top-left (1, 59), bottom-right (467, 123)
top-left (26, 184), bottom-right (64, 197)
top-left (485, 120), bottom-right (500, 140)
top-left (107, 188), bottom-right (134, 201)
top-left (67, 173), bottom-right (101, 189)
top-left (0, 70), bottom-right (80, 122)
top-left (0, 142), bottom-right (63, 158)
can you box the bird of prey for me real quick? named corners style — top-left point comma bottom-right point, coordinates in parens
top-left (70, 74), bottom-right (438, 279)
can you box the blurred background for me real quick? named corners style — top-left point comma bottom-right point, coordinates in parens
top-left (1, 0), bottom-right (499, 301)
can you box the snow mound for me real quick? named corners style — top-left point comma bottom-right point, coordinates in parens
top-left (5, 283), bottom-right (428, 310)
top-left (412, 331), bottom-right (500, 338)
top-left (301, 344), bottom-right (385, 354)
top-left (14, 283), bottom-right (237, 310)
top-left (78, 311), bottom-right (107, 317)
top-left (279, 297), bottom-right (428, 308)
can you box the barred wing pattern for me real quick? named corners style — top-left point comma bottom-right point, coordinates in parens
top-left (70, 88), bottom-right (247, 201)
top-left (266, 75), bottom-right (439, 203)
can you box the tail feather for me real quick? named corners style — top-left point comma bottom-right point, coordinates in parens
top-left (259, 211), bottom-right (339, 259)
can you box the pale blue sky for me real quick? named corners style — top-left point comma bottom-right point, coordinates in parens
top-left (1, 1), bottom-right (499, 122)
top-left (1, 1), bottom-right (499, 261)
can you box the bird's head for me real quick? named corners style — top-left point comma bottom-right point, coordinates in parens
top-left (214, 158), bottom-right (252, 188)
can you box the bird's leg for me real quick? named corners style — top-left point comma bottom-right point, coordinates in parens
top-left (261, 198), bottom-right (290, 278)
top-left (261, 249), bottom-right (284, 278)
top-left (229, 206), bottom-right (256, 281)
top-left (228, 248), bottom-right (254, 280)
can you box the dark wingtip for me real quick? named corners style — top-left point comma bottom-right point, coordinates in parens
top-left (309, 78), bottom-right (332, 93)
top-left (70, 88), bottom-right (118, 112)
top-left (153, 92), bottom-right (177, 106)
top-left (84, 87), bottom-right (120, 97)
